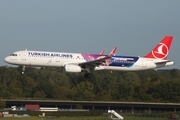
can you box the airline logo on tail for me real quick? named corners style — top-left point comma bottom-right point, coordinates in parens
top-left (152, 43), bottom-right (169, 59)
top-left (144, 36), bottom-right (173, 60)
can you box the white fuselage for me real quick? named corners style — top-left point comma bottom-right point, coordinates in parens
top-left (4, 50), bottom-right (174, 72)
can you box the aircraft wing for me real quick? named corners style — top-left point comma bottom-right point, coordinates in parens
top-left (78, 47), bottom-right (117, 69)
top-left (78, 56), bottom-right (111, 68)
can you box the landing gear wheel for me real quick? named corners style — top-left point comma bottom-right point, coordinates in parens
top-left (84, 73), bottom-right (92, 78)
top-left (22, 66), bottom-right (25, 75)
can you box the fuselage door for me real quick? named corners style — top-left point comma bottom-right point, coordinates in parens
top-left (21, 51), bottom-right (27, 61)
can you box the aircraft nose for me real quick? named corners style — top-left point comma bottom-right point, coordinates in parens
top-left (4, 57), bottom-right (10, 63)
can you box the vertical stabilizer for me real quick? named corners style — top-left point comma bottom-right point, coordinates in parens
top-left (144, 36), bottom-right (173, 60)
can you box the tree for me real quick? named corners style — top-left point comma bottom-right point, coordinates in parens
top-left (0, 98), bottom-right (5, 109)
top-left (52, 86), bottom-right (74, 99)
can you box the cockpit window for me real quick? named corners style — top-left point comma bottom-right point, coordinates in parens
top-left (10, 54), bottom-right (17, 56)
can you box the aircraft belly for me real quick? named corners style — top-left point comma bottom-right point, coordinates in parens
top-left (103, 66), bottom-right (137, 71)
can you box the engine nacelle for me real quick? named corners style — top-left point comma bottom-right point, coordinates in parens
top-left (94, 66), bottom-right (104, 71)
top-left (64, 64), bottom-right (82, 73)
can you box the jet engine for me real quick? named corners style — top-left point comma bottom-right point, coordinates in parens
top-left (64, 64), bottom-right (82, 72)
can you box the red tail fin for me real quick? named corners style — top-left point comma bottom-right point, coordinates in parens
top-left (144, 36), bottom-right (173, 60)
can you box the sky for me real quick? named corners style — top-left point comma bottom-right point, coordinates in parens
top-left (0, 0), bottom-right (180, 69)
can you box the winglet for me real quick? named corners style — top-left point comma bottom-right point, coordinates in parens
top-left (100, 50), bottom-right (105, 55)
top-left (144, 36), bottom-right (173, 60)
top-left (109, 47), bottom-right (117, 56)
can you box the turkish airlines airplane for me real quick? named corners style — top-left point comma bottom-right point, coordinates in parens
top-left (4, 36), bottom-right (174, 78)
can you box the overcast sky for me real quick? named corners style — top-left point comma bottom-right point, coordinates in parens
top-left (1, 0), bottom-right (180, 69)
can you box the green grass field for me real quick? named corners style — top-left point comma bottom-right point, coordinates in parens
top-left (0, 116), bottom-right (167, 120)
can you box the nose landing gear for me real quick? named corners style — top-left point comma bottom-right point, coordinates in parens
top-left (22, 66), bottom-right (25, 74)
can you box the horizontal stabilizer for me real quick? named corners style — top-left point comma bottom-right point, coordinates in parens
top-left (155, 60), bottom-right (174, 68)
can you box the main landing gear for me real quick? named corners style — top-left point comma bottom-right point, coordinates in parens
top-left (84, 73), bottom-right (92, 79)
top-left (83, 67), bottom-right (92, 79)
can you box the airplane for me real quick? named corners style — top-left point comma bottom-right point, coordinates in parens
top-left (4, 36), bottom-right (174, 78)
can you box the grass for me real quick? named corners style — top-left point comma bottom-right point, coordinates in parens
top-left (0, 116), bottom-right (168, 120)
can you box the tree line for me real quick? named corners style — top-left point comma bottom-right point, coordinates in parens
top-left (0, 66), bottom-right (180, 103)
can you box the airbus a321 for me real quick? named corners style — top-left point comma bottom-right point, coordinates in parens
top-left (4, 36), bottom-right (174, 78)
